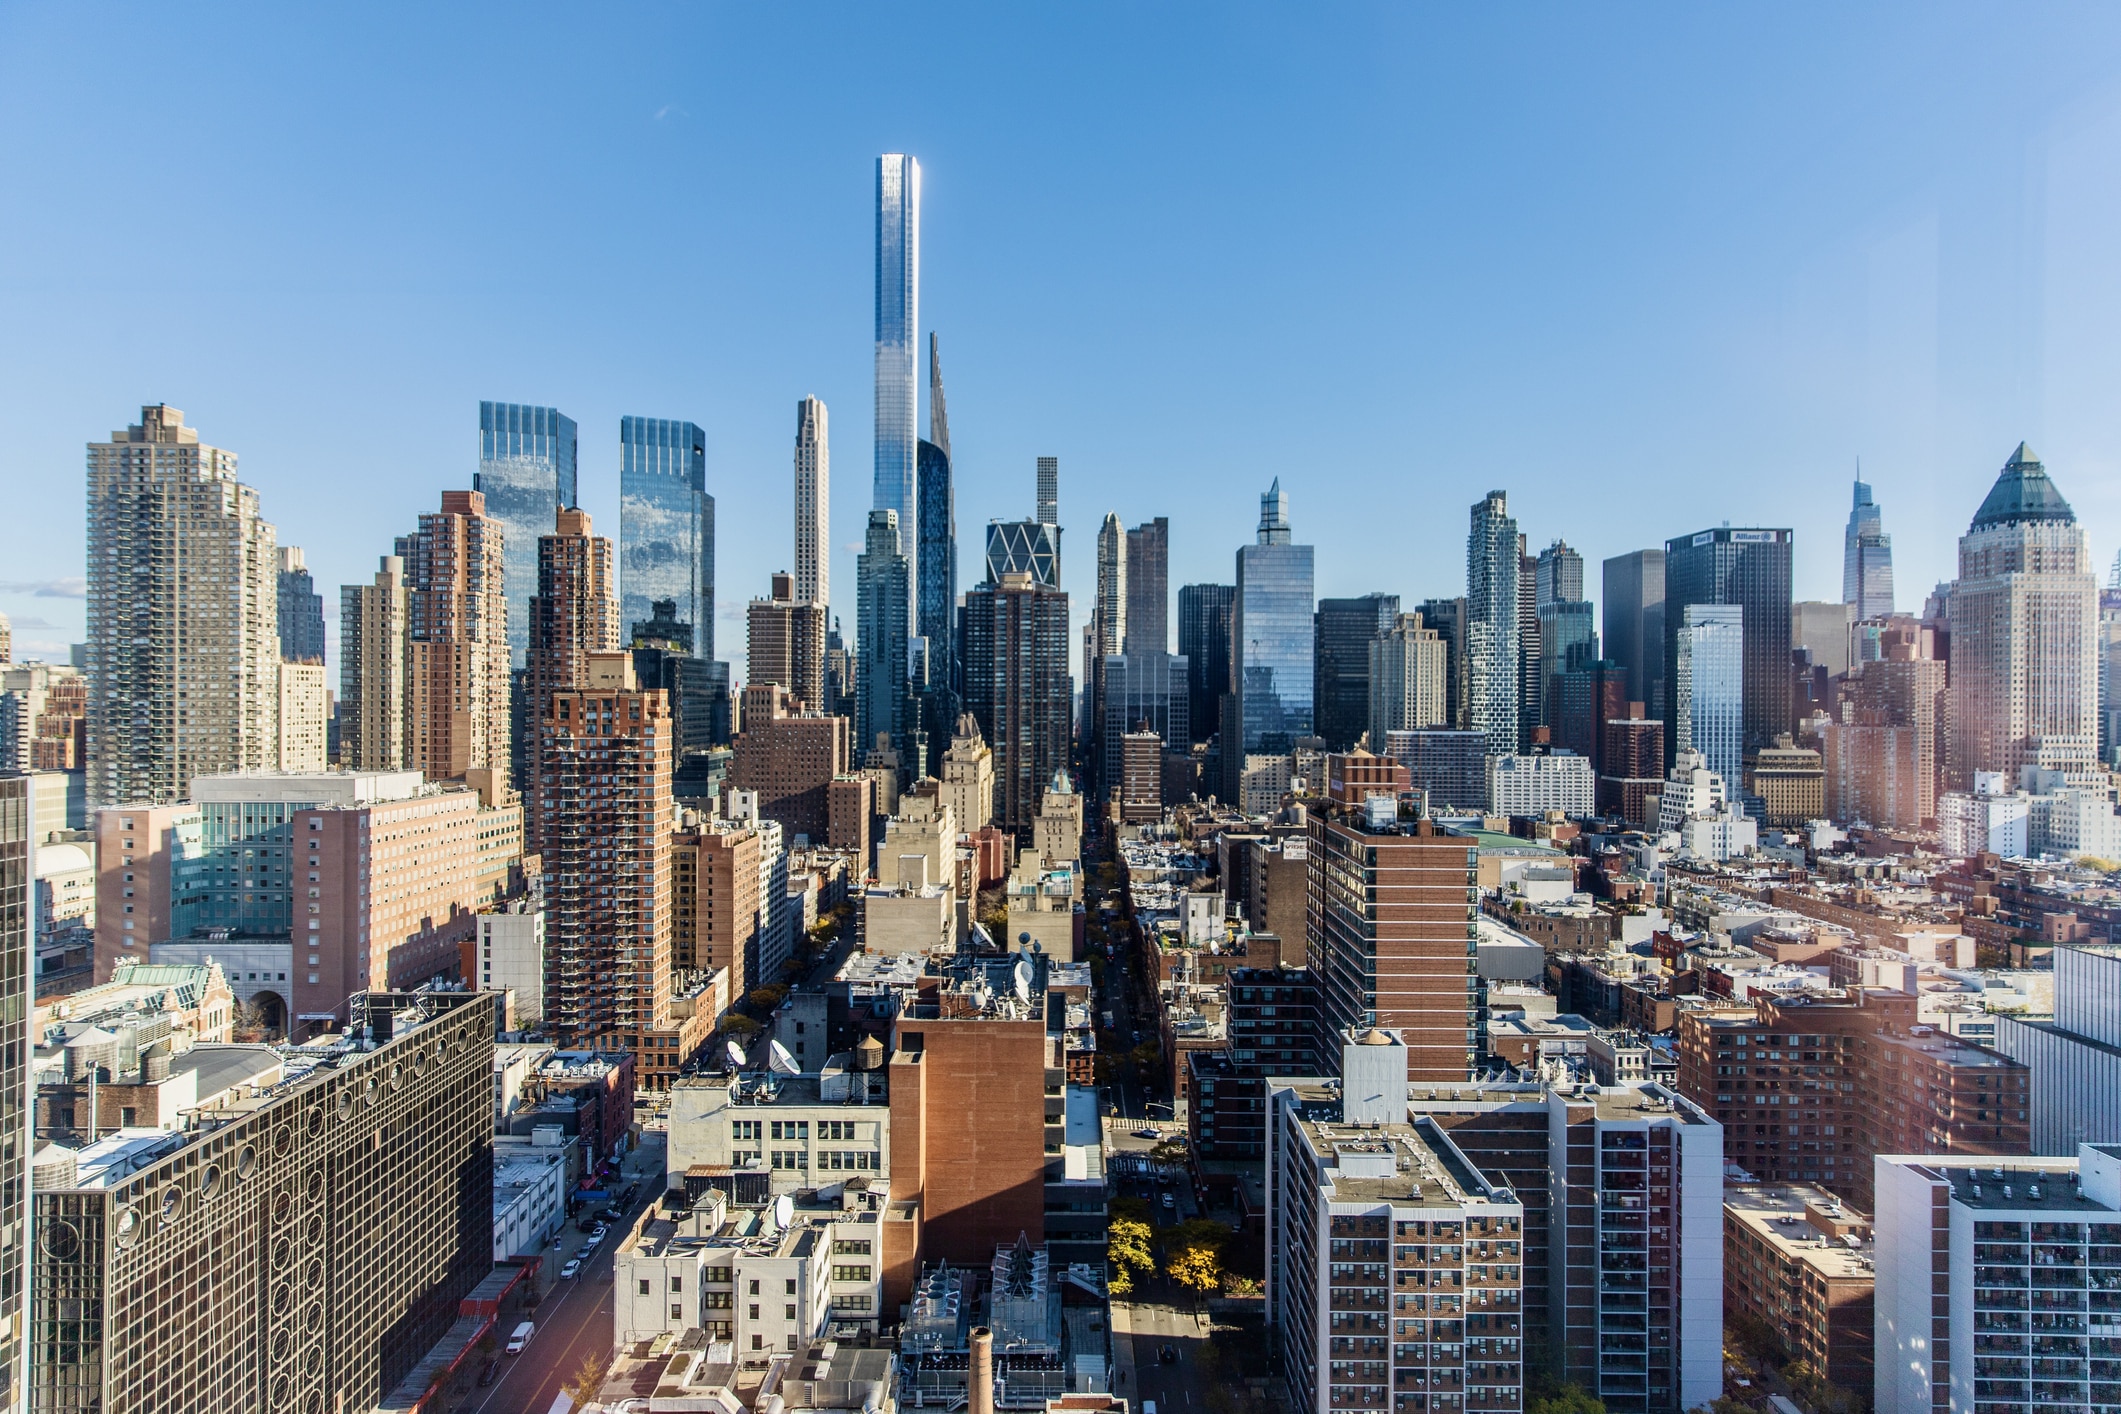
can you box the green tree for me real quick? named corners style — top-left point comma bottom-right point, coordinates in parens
top-left (1527, 1387), bottom-right (1605, 1414)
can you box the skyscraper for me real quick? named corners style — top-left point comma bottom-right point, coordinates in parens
top-left (1367, 611), bottom-right (1449, 743)
top-left (338, 555), bottom-right (408, 771)
top-left (86, 405), bottom-right (280, 807)
top-left (1517, 536), bottom-right (1544, 747)
top-left (1037, 455), bottom-right (1058, 527)
top-left (916, 337), bottom-right (956, 719)
top-left (1662, 525), bottom-right (1792, 766)
top-left (857, 509), bottom-right (911, 771)
top-left (1948, 444), bottom-right (2099, 786)
top-left (1416, 596), bottom-right (1468, 730)
top-left (794, 396), bottom-right (829, 610)
top-left (1125, 518), bottom-right (1169, 655)
top-left (1088, 513), bottom-right (1128, 794)
top-left (1177, 583), bottom-right (1234, 746)
top-left (875, 154), bottom-right (921, 583)
top-left (1312, 593), bottom-right (1398, 752)
top-left (619, 416), bottom-right (712, 659)
top-left (1602, 549), bottom-right (1666, 719)
top-left (962, 572), bottom-right (1071, 837)
top-left (403, 489), bottom-right (513, 791)
top-left (1843, 477), bottom-right (1895, 621)
top-left (0, 776), bottom-right (26, 1410)
top-left (1233, 480), bottom-right (1316, 760)
top-left (1465, 490), bottom-right (1520, 756)
top-left (477, 400), bottom-right (577, 666)
top-left (526, 508), bottom-right (620, 855)
top-left (1535, 538), bottom-right (1585, 609)
top-left (747, 572), bottom-right (828, 713)
top-left (1538, 597), bottom-right (1598, 725)
top-left (1674, 603), bottom-right (1744, 790)
top-left (276, 545), bottom-right (325, 664)
top-left (1100, 650), bottom-right (1189, 805)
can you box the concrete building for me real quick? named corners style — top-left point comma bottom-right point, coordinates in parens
top-left (1993, 944), bottom-right (2121, 1154)
top-left (673, 815), bottom-right (762, 991)
top-left (402, 489), bottom-right (513, 794)
top-left (939, 714), bottom-right (995, 836)
top-left (1369, 611), bottom-right (1450, 745)
top-left (730, 683), bottom-right (852, 843)
top-left (493, 1143), bottom-right (569, 1259)
top-left (1486, 751), bottom-right (1596, 818)
top-left (478, 897), bottom-right (545, 1027)
top-left (273, 661), bottom-right (329, 773)
top-left (1657, 749), bottom-right (1756, 862)
top-left (1721, 1184), bottom-right (1874, 1395)
top-left (86, 405), bottom-right (280, 806)
top-left (863, 883), bottom-right (954, 957)
top-left (1939, 774), bottom-right (2031, 859)
top-left (667, 1067), bottom-right (890, 1197)
top-left (524, 507), bottom-right (620, 857)
top-left (795, 396), bottom-right (829, 612)
top-left (1748, 735), bottom-right (1824, 828)
top-left (1792, 600), bottom-right (1856, 679)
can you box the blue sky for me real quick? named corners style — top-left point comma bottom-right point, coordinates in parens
top-left (5, 4), bottom-right (2121, 664)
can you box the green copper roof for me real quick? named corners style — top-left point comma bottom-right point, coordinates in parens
top-left (1971, 443), bottom-right (2076, 530)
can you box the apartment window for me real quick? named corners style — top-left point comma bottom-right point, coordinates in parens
top-left (639, 1279), bottom-right (651, 1295)
top-left (731, 1120), bottom-right (761, 1142)
top-left (785, 1304), bottom-right (796, 1320)
top-left (831, 1295), bottom-right (872, 1313)
top-left (749, 1280), bottom-right (760, 1295)
top-left (785, 1280), bottom-right (796, 1295)
top-left (670, 1277), bottom-right (682, 1292)
top-left (771, 1120), bottom-right (809, 1141)
top-left (672, 1304), bottom-right (683, 1318)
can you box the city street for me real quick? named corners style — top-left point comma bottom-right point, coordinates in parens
top-left (1113, 1293), bottom-right (1213, 1414)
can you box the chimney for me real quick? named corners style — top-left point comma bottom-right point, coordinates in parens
top-left (969, 1326), bottom-right (994, 1414)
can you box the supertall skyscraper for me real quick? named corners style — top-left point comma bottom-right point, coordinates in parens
top-left (86, 405), bottom-right (280, 806)
top-left (619, 416), bottom-right (712, 658)
top-left (1232, 480), bottom-right (1316, 759)
top-left (794, 396), bottom-right (829, 609)
top-left (1037, 455), bottom-right (1058, 527)
top-left (1603, 548), bottom-right (1666, 718)
top-left (477, 400), bottom-right (577, 667)
top-left (875, 155), bottom-right (921, 582)
top-left (1948, 444), bottom-right (2099, 786)
top-left (916, 335), bottom-right (957, 717)
top-left (857, 509), bottom-right (911, 769)
top-left (1843, 477), bottom-right (1895, 621)
top-left (1465, 490), bottom-right (1520, 756)
top-left (1662, 525), bottom-right (1792, 767)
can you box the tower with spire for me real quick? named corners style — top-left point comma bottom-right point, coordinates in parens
top-left (1843, 474), bottom-right (1895, 621)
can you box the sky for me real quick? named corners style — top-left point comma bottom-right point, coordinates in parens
top-left (5, 4), bottom-right (2121, 666)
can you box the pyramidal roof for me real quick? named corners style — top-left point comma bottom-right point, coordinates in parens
top-left (1970, 442), bottom-right (2075, 530)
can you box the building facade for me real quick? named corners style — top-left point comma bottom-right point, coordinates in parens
top-left (856, 509), bottom-right (912, 771)
top-left (619, 416), bottom-right (712, 658)
top-left (874, 154), bottom-right (921, 581)
top-left (1603, 550), bottom-right (1666, 721)
top-left (525, 508), bottom-right (620, 855)
top-left (962, 574), bottom-right (1071, 837)
top-left (1843, 479), bottom-right (1895, 621)
top-left (1674, 603), bottom-right (1744, 790)
top-left (794, 396), bottom-right (829, 610)
top-left (1314, 594), bottom-right (1398, 753)
top-left (476, 400), bottom-right (577, 667)
top-left (1234, 481), bottom-right (1316, 764)
top-left (1663, 526), bottom-right (1792, 768)
top-left (1466, 492), bottom-right (1520, 757)
top-left (1178, 583), bottom-right (1235, 746)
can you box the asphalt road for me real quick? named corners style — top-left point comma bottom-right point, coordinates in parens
top-left (1118, 1295), bottom-right (1212, 1414)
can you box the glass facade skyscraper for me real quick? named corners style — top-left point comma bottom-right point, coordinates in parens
top-left (1663, 525), bottom-right (1792, 766)
top-left (1178, 583), bottom-right (1234, 745)
top-left (477, 400), bottom-right (578, 666)
top-left (1233, 480), bottom-right (1315, 756)
top-left (1466, 490), bottom-right (1520, 756)
top-left (1602, 549), bottom-right (1665, 720)
top-left (857, 509), bottom-right (910, 767)
top-left (1125, 517), bottom-right (1170, 656)
top-left (1313, 593), bottom-right (1398, 752)
top-left (619, 416), bottom-right (712, 659)
top-left (917, 336), bottom-right (956, 702)
top-left (1843, 478), bottom-right (1895, 621)
top-left (874, 155), bottom-right (920, 582)
top-left (1675, 603), bottom-right (1744, 789)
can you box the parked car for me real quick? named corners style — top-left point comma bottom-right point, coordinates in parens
top-left (505, 1321), bottom-right (535, 1355)
top-left (1161, 1192), bottom-right (1175, 1211)
top-left (478, 1359), bottom-right (498, 1387)
top-left (1160, 1344), bottom-right (1179, 1365)
top-left (560, 1258), bottom-right (583, 1280)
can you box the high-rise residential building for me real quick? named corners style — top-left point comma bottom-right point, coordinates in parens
top-left (1819, 620), bottom-right (1946, 828)
top-left (1178, 583), bottom-right (1235, 745)
top-left (0, 613), bottom-right (8, 664)
top-left (1535, 539), bottom-right (1585, 609)
top-left (86, 405), bottom-right (280, 807)
top-left (748, 572), bottom-right (828, 713)
top-left (1600, 705), bottom-right (1666, 825)
top-left (857, 509), bottom-right (912, 773)
top-left (1382, 729), bottom-right (1488, 813)
top-left (1466, 491), bottom-right (1520, 757)
top-left (526, 508), bottom-right (619, 856)
top-left (1367, 611), bottom-right (1447, 744)
top-left (1417, 595), bottom-right (1469, 730)
top-left (403, 489), bottom-right (512, 793)
top-left (729, 683), bottom-right (852, 843)
top-left (1674, 603), bottom-right (1744, 790)
top-left (1948, 444), bottom-right (2100, 787)
top-left (1842, 477), bottom-right (1895, 621)
top-left (1125, 517), bottom-right (1170, 656)
top-left (275, 661), bottom-right (329, 772)
top-left (1992, 944), bottom-right (2121, 1154)
top-left (276, 545), bottom-right (325, 663)
top-left (1602, 550), bottom-right (1666, 720)
top-left (1518, 537), bottom-right (1543, 748)
top-left (31, 990), bottom-right (495, 1413)
top-left (1233, 480), bottom-right (1316, 761)
top-left (1486, 750), bottom-right (1596, 818)
top-left (794, 396), bottom-right (829, 610)
top-left (0, 662), bottom-right (86, 776)
top-left (875, 155), bottom-right (921, 580)
top-left (619, 416), bottom-right (712, 659)
top-left (1662, 525), bottom-right (1792, 767)
top-left (962, 573), bottom-right (1071, 836)
top-left (338, 554), bottom-right (408, 771)
top-left (1552, 657), bottom-right (1628, 773)
top-left (1036, 455), bottom-right (1058, 527)
top-left (476, 400), bottom-right (577, 667)
top-left (0, 777), bottom-right (27, 1409)
top-left (672, 815), bottom-right (761, 985)
top-left (542, 652), bottom-right (712, 1088)
top-left (1792, 599), bottom-right (1855, 679)
top-left (1308, 755), bottom-right (1477, 1080)
top-left (917, 336), bottom-right (956, 699)
top-left (1313, 594), bottom-right (1398, 753)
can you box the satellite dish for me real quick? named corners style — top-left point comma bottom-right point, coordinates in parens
top-left (725, 1039), bottom-right (748, 1068)
top-left (773, 1193), bottom-right (795, 1230)
top-left (768, 1040), bottom-right (800, 1075)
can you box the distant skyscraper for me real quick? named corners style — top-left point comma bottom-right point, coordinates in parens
top-left (477, 400), bottom-right (578, 667)
top-left (857, 509), bottom-right (911, 770)
top-left (1537, 598), bottom-right (1598, 728)
top-left (1178, 583), bottom-right (1235, 746)
top-left (1095, 513), bottom-right (1127, 663)
top-left (1516, 536), bottom-right (1543, 748)
top-left (403, 490), bottom-right (513, 791)
top-left (1233, 480), bottom-right (1316, 759)
top-left (1125, 518), bottom-right (1169, 656)
top-left (339, 555), bottom-right (408, 771)
top-left (875, 155), bottom-right (921, 582)
top-left (1843, 478), bottom-right (1895, 621)
top-left (526, 509), bottom-right (619, 855)
top-left (1663, 525), bottom-right (1792, 766)
top-left (618, 416), bottom-right (711, 659)
top-left (276, 546), bottom-right (325, 663)
top-left (962, 571), bottom-right (1071, 835)
top-left (1465, 490), bottom-right (1520, 756)
top-left (1313, 594), bottom-right (1398, 752)
top-left (1602, 549), bottom-right (1666, 719)
top-left (1535, 539), bottom-right (1584, 610)
top-left (1037, 456), bottom-right (1058, 528)
top-left (1675, 603), bottom-right (1745, 790)
top-left (794, 397), bottom-right (829, 610)
top-left (916, 336), bottom-right (956, 706)
top-left (86, 405), bottom-right (280, 807)
top-left (1100, 650), bottom-right (1190, 803)
top-left (1948, 444), bottom-right (2099, 786)
top-left (747, 572), bottom-right (827, 714)
top-left (1368, 612), bottom-right (1449, 744)
top-left (1416, 596), bottom-right (1468, 730)
top-left (985, 456), bottom-right (1063, 586)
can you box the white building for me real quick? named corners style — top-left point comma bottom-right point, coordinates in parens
top-left (2027, 788), bottom-right (2121, 862)
top-left (859, 883), bottom-right (953, 957)
top-left (1993, 945), bottom-right (2121, 1155)
top-left (1657, 748), bottom-right (1757, 862)
top-left (275, 660), bottom-right (330, 773)
top-left (666, 1067), bottom-right (889, 1196)
top-left (1938, 773), bottom-right (2031, 859)
top-left (1486, 751), bottom-right (1595, 817)
top-left (1368, 612), bottom-right (1449, 743)
top-left (1675, 603), bottom-right (1744, 790)
top-left (493, 1144), bottom-right (569, 1260)
top-left (478, 898), bottom-right (546, 1026)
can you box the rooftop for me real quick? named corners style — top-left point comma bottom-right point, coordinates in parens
top-left (1724, 1183), bottom-right (1876, 1278)
top-left (1297, 1113), bottom-right (1519, 1208)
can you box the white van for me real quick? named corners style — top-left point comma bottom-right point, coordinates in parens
top-left (505, 1320), bottom-right (535, 1355)
top-left (1143, 1402), bottom-right (1157, 1414)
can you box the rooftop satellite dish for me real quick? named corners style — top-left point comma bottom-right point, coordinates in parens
top-left (768, 1040), bottom-right (800, 1075)
top-left (773, 1193), bottom-right (795, 1229)
top-left (726, 1039), bottom-right (748, 1068)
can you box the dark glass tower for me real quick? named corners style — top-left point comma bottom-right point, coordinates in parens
top-left (1602, 549), bottom-right (1666, 720)
top-left (276, 547), bottom-right (326, 663)
top-left (618, 416), bottom-right (712, 659)
top-left (1125, 517), bottom-right (1170, 655)
top-left (1662, 528), bottom-right (1792, 766)
top-left (1312, 593), bottom-right (1398, 752)
top-left (962, 574), bottom-right (1072, 836)
top-left (916, 335), bottom-right (957, 748)
top-left (857, 509), bottom-right (911, 770)
top-left (1177, 583), bottom-right (1235, 745)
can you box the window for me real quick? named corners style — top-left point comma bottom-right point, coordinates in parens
top-left (731, 1120), bottom-right (761, 1142)
top-left (639, 1280), bottom-right (651, 1295)
top-left (749, 1304), bottom-right (761, 1320)
top-left (833, 1239), bottom-right (874, 1256)
top-left (820, 1120), bottom-right (855, 1141)
top-left (833, 1265), bottom-right (873, 1282)
top-left (772, 1150), bottom-right (806, 1170)
top-left (705, 1266), bottom-right (732, 1284)
top-left (785, 1279), bottom-right (796, 1295)
top-left (672, 1304), bottom-right (683, 1318)
top-left (785, 1304), bottom-right (796, 1319)
top-left (749, 1280), bottom-right (760, 1295)
top-left (771, 1120), bottom-right (809, 1141)
top-left (831, 1294), bottom-right (873, 1313)
top-left (670, 1277), bottom-right (682, 1292)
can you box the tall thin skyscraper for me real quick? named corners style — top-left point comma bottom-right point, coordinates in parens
top-left (477, 401), bottom-right (577, 667)
top-left (874, 155), bottom-right (921, 580)
top-left (1178, 583), bottom-right (1235, 745)
top-left (86, 405), bottom-right (280, 806)
top-left (1416, 597), bottom-right (1469, 730)
top-left (1037, 456), bottom-right (1059, 529)
top-left (1603, 549), bottom-right (1666, 718)
top-left (1313, 594), bottom-right (1399, 752)
top-left (1535, 539), bottom-right (1584, 610)
top-left (1662, 525), bottom-right (1793, 766)
top-left (1675, 603), bottom-right (1745, 789)
top-left (1465, 490), bottom-right (1520, 757)
top-left (526, 509), bottom-right (619, 855)
top-left (1125, 518), bottom-right (1169, 656)
top-left (1517, 536), bottom-right (1543, 747)
top-left (1233, 480), bottom-right (1316, 758)
top-left (404, 490), bottom-right (513, 791)
top-left (277, 546), bottom-right (326, 664)
top-left (963, 572), bottom-right (1071, 836)
top-left (1843, 478), bottom-right (1895, 621)
top-left (794, 397), bottom-right (829, 610)
top-left (857, 509), bottom-right (911, 769)
top-left (916, 336), bottom-right (957, 699)
top-left (1095, 514), bottom-right (1128, 662)
top-left (619, 416), bottom-right (711, 659)
top-left (1949, 444), bottom-right (2099, 786)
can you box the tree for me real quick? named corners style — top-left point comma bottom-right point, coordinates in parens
top-left (1108, 1215), bottom-right (1156, 1297)
top-left (1167, 1243), bottom-right (1222, 1295)
top-left (746, 984), bottom-right (789, 1012)
top-left (1527, 1387), bottom-right (1605, 1414)
top-left (722, 1015), bottom-right (763, 1039)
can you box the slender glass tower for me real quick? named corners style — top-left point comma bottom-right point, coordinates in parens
top-left (875, 155), bottom-right (921, 591)
top-left (1232, 479), bottom-right (1315, 756)
top-left (1843, 478), bottom-right (1895, 621)
top-left (619, 417), bottom-right (711, 658)
top-left (477, 401), bottom-right (578, 666)
top-left (1466, 490), bottom-right (1520, 756)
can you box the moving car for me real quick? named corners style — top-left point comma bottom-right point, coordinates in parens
top-left (1160, 1344), bottom-right (1179, 1364)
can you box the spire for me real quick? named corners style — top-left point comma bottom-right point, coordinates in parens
top-left (928, 332), bottom-right (950, 464)
top-left (1970, 442), bottom-right (2075, 531)
top-left (1257, 480), bottom-right (1291, 544)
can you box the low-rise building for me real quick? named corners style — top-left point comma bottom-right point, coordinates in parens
top-left (667, 1066), bottom-right (891, 1198)
top-left (494, 1143), bottom-right (569, 1259)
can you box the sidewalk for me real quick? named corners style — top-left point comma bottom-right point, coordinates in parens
top-left (1109, 1298), bottom-right (1140, 1396)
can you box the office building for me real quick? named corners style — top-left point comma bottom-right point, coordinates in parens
top-left (2102, 579), bottom-right (2121, 767)
top-left (857, 509), bottom-right (912, 772)
top-left (729, 684), bottom-right (852, 843)
top-left (629, 600), bottom-right (728, 803)
top-left (1937, 775), bottom-right (2031, 859)
top-left (619, 416), bottom-right (712, 658)
top-left (1, 662), bottom-right (85, 777)
top-left (339, 554), bottom-right (408, 771)
top-left (1842, 478), bottom-right (1895, 621)
top-left (1178, 583), bottom-right (1235, 745)
top-left (86, 405), bottom-right (280, 806)
top-left (1747, 736), bottom-right (1824, 827)
top-left (476, 400), bottom-right (577, 667)
top-left (1552, 658), bottom-right (1628, 775)
top-left (1416, 595), bottom-right (1469, 731)
top-left (794, 396), bottom-right (829, 610)
top-left (525, 508), bottom-right (619, 855)
top-left (1722, 1185), bottom-right (1875, 1397)
top-left (1233, 480), bottom-right (1316, 766)
top-left (875, 154), bottom-right (921, 580)
top-left (749, 572), bottom-right (828, 713)
top-left (1486, 751), bottom-right (1595, 818)
top-left (1383, 729), bottom-right (1488, 813)
top-left (1674, 604), bottom-right (1743, 789)
top-left (1368, 612), bottom-right (1449, 745)
top-left (276, 545), bottom-right (325, 664)
top-left (1993, 944), bottom-right (2121, 1154)
top-left (1313, 593), bottom-right (1398, 752)
top-left (274, 661), bottom-right (329, 773)
top-left (1126, 517), bottom-right (1169, 655)
top-left (1466, 492), bottom-right (1520, 756)
top-left (403, 489), bottom-right (513, 793)
top-left (0, 779), bottom-right (26, 1408)
top-left (1873, 1145), bottom-right (2121, 1414)
top-left (1792, 600), bottom-right (1855, 679)
top-left (917, 336), bottom-right (956, 709)
top-left (939, 714), bottom-right (995, 836)
top-left (31, 990), bottom-right (494, 1413)
top-left (1537, 600), bottom-right (1598, 736)
top-left (0, 614), bottom-right (8, 664)
top-left (962, 574), bottom-right (1071, 837)
top-left (983, 518), bottom-right (1061, 588)
top-left (1656, 749), bottom-right (1756, 861)
top-left (1602, 550), bottom-right (1666, 721)
top-left (1663, 525), bottom-right (1792, 766)
top-left (1948, 444), bottom-right (2100, 787)
top-left (1536, 539), bottom-right (1585, 609)
top-left (1099, 652), bottom-right (1190, 806)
